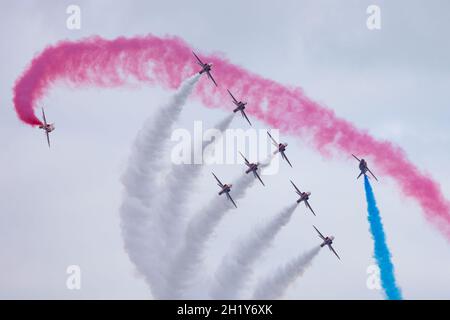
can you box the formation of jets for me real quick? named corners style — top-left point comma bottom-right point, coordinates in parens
top-left (191, 52), bottom-right (383, 261)
top-left (196, 51), bottom-right (386, 261)
top-left (35, 50), bottom-right (383, 262)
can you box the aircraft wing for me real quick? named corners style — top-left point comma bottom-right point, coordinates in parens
top-left (192, 51), bottom-right (205, 66)
top-left (290, 180), bottom-right (302, 195)
top-left (267, 131), bottom-right (278, 147)
top-left (253, 171), bottom-right (265, 186)
top-left (305, 200), bottom-right (316, 216)
top-left (352, 154), bottom-right (361, 162)
top-left (328, 244), bottom-right (341, 260)
top-left (367, 168), bottom-right (378, 181)
top-left (212, 172), bottom-right (224, 188)
top-left (42, 108), bottom-right (47, 125)
top-left (241, 110), bottom-right (252, 126)
top-left (227, 89), bottom-right (238, 103)
top-left (313, 225), bottom-right (326, 240)
top-left (239, 152), bottom-right (250, 166)
top-left (226, 192), bottom-right (238, 208)
top-left (281, 151), bottom-right (293, 168)
top-left (45, 130), bottom-right (51, 148)
top-left (207, 71), bottom-right (218, 87)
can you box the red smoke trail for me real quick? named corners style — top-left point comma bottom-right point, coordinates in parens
top-left (12, 35), bottom-right (450, 239)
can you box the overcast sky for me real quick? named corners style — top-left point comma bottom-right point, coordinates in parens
top-left (1, 0), bottom-right (449, 299)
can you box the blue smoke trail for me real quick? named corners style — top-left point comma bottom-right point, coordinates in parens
top-left (363, 175), bottom-right (402, 300)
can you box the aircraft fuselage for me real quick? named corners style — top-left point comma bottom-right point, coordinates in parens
top-left (297, 192), bottom-right (310, 203)
top-left (39, 123), bottom-right (55, 133)
top-left (218, 184), bottom-right (231, 195)
top-left (233, 102), bottom-right (246, 112)
top-left (245, 163), bottom-right (258, 174)
top-left (199, 64), bottom-right (212, 74)
top-left (320, 237), bottom-right (333, 247)
top-left (320, 237), bottom-right (334, 247)
top-left (359, 159), bottom-right (368, 172)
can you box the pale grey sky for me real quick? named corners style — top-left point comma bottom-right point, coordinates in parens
top-left (0, 0), bottom-right (449, 299)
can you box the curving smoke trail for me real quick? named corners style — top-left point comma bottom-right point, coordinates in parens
top-left (210, 202), bottom-right (298, 299)
top-left (153, 114), bottom-right (236, 297)
top-left (120, 74), bottom-right (199, 298)
top-left (13, 35), bottom-right (450, 240)
top-left (363, 175), bottom-right (403, 300)
top-left (252, 246), bottom-right (321, 300)
top-left (157, 114), bottom-right (235, 255)
top-left (166, 170), bottom-right (264, 299)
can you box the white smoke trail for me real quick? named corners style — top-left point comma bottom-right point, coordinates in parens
top-left (210, 202), bottom-right (298, 299)
top-left (154, 114), bottom-right (235, 297)
top-left (157, 114), bottom-right (235, 256)
top-left (201, 114), bottom-right (235, 159)
top-left (164, 155), bottom-right (274, 298)
top-left (252, 246), bottom-right (321, 299)
top-left (165, 173), bottom-right (255, 298)
top-left (119, 74), bottom-right (200, 298)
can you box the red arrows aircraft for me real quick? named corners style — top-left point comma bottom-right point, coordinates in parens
top-left (193, 51), bottom-right (217, 87)
top-left (228, 89), bottom-right (251, 126)
top-left (314, 225), bottom-right (340, 260)
top-left (352, 154), bottom-right (378, 181)
top-left (38, 108), bottom-right (55, 148)
top-left (267, 131), bottom-right (292, 167)
top-left (212, 172), bottom-right (237, 208)
top-left (240, 152), bottom-right (264, 186)
top-left (290, 180), bottom-right (315, 216)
